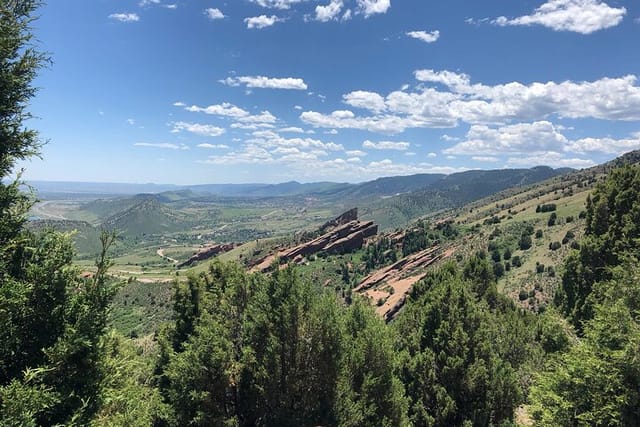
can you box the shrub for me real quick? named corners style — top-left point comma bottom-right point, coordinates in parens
top-left (519, 234), bottom-right (532, 250)
top-left (519, 290), bottom-right (528, 301)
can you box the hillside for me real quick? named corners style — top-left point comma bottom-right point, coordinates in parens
top-left (362, 166), bottom-right (570, 229)
top-left (100, 197), bottom-right (190, 238)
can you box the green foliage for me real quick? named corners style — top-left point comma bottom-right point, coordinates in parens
top-left (531, 264), bottom-right (640, 426)
top-left (0, 0), bottom-right (49, 177)
top-left (559, 165), bottom-right (640, 329)
top-left (518, 233), bottom-right (532, 250)
top-left (547, 212), bottom-right (557, 226)
top-left (395, 263), bottom-right (526, 426)
top-left (549, 241), bottom-right (561, 251)
top-left (91, 332), bottom-right (167, 426)
top-left (0, 3), bottom-right (121, 423)
top-left (536, 204), bottom-right (557, 213)
top-left (362, 236), bottom-right (396, 272)
top-left (157, 261), bottom-right (355, 426)
top-left (336, 300), bottom-right (408, 427)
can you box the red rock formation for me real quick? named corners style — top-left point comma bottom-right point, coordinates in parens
top-left (178, 243), bottom-right (239, 268)
top-left (252, 212), bottom-right (378, 273)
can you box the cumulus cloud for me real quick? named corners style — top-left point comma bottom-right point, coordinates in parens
top-left (414, 69), bottom-right (471, 89)
top-left (356, 0), bottom-right (391, 17)
top-left (567, 135), bottom-right (640, 154)
top-left (507, 152), bottom-right (595, 168)
top-left (302, 71), bottom-right (640, 134)
top-left (139, 0), bottom-right (176, 8)
top-left (492, 0), bottom-right (626, 34)
top-left (134, 142), bottom-right (189, 150)
top-left (244, 15), bottom-right (284, 29)
top-left (444, 121), bottom-right (568, 155)
top-left (180, 102), bottom-right (277, 124)
top-left (197, 143), bottom-right (229, 149)
top-left (316, 0), bottom-right (344, 21)
top-left (279, 127), bottom-right (307, 133)
top-left (185, 102), bottom-right (248, 118)
top-left (406, 30), bottom-right (440, 43)
top-left (343, 91), bottom-right (387, 113)
top-left (362, 140), bottom-right (410, 150)
top-left (472, 156), bottom-right (499, 162)
top-left (109, 13), bottom-right (140, 22)
top-left (171, 122), bottom-right (225, 137)
top-left (445, 121), bottom-right (640, 158)
top-left (220, 75), bottom-right (307, 90)
top-left (251, 0), bottom-right (306, 9)
top-left (205, 8), bottom-right (225, 20)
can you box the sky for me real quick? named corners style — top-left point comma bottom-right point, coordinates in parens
top-left (19, 0), bottom-right (640, 184)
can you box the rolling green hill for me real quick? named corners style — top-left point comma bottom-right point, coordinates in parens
top-left (100, 197), bottom-right (190, 238)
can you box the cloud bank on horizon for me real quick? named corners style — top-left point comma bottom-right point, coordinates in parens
top-left (25, 0), bottom-right (640, 184)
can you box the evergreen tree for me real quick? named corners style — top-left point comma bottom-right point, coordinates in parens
top-left (0, 2), bottom-right (119, 423)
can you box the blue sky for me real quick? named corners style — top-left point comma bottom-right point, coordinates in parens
top-left (20, 0), bottom-right (640, 184)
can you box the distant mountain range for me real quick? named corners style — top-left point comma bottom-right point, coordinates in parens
top-left (27, 166), bottom-right (573, 200)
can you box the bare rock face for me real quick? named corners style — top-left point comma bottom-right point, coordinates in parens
top-left (281, 220), bottom-right (378, 261)
top-left (178, 243), bottom-right (239, 268)
top-left (319, 207), bottom-right (358, 233)
top-left (254, 209), bottom-right (378, 272)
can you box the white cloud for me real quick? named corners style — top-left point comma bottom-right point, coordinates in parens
top-left (507, 152), bottom-right (595, 168)
top-left (445, 121), bottom-right (640, 158)
top-left (171, 122), bottom-right (225, 137)
top-left (279, 127), bottom-right (306, 133)
top-left (493, 0), bottom-right (626, 34)
top-left (356, 0), bottom-right (391, 17)
top-left (472, 156), bottom-right (499, 162)
top-left (127, 118), bottom-right (135, 125)
top-left (343, 90), bottom-right (387, 113)
top-left (303, 71), bottom-right (640, 134)
top-left (185, 102), bottom-right (248, 118)
top-left (406, 30), bottom-right (440, 43)
top-left (567, 136), bottom-right (640, 154)
top-left (231, 123), bottom-right (275, 130)
top-left (134, 142), bottom-right (189, 150)
top-left (362, 140), bottom-right (410, 150)
top-left (140, 0), bottom-right (177, 8)
top-left (173, 101), bottom-right (186, 107)
top-left (181, 102), bottom-right (277, 124)
top-left (109, 13), bottom-right (140, 22)
top-left (244, 15), bottom-right (284, 29)
top-left (444, 121), bottom-right (568, 155)
top-left (251, 0), bottom-right (306, 9)
top-left (197, 143), bottom-right (229, 149)
top-left (221, 75), bottom-right (307, 90)
top-left (205, 8), bottom-right (225, 20)
top-left (414, 69), bottom-right (471, 89)
top-left (316, 0), bottom-right (344, 22)
top-left (346, 150), bottom-right (367, 157)
top-left (427, 152), bottom-right (437, 157)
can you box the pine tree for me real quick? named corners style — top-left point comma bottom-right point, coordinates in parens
top-left (0, 2), bottom-right (119, 424)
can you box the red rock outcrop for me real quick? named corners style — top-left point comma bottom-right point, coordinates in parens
top-left (178, 243), bottom-right (239, 268)
top-left (252, 210), bottom-right (378, 272)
